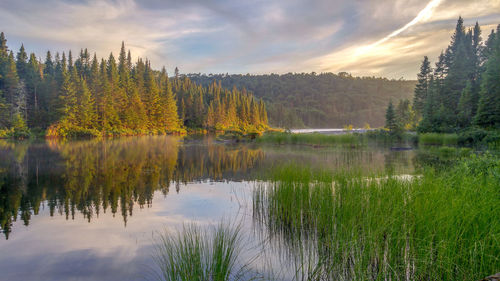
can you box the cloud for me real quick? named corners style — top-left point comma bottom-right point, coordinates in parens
top-left (311, 0), bottom-right (500, 78)
top-left (0, 0), bottom-right (498, 78)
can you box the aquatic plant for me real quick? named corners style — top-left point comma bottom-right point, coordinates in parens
top-left (419, 133), bottom-right (458, 146)
top-left (256, 132), bottom-right (361, 147)
top-left (152, 222), bottom-right (247, 281)
top-left (253, 156), bottom-right (500, 280)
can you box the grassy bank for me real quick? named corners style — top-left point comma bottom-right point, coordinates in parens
top-left (419, 133), bottom-right (459, 146)
top-left (256, 132), bottom-right (362, 147)
top-left (253, 155), bottom-right (500, 280)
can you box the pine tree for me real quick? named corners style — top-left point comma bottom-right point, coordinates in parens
top-left (26, 53), bottom-right (41, 127)
top-left (118, 42), bottom-right (129, 88)
top-left (413, 56), bottom-right (432, 117)
top-left (78, 79), bottom-right (96, 128)
top-left (124, 89), bottom-right (147, 130)
top-left (0, 33), bottom-right (268, 135)
top-left (385, 100), bottom-right (399, 133)
top-left (259, 100), bottom-right (268, 126)
top-left (4, 51), bottom-right (19, 108)
top-left (43, 51), bottom-right (54, 77)
top-left (144, 61), bottom-right (162, 129)
top-left (16, 44), bottom-right (28, 79)
top-left (58, 71), bottom-right (77, 124)
top-left (162, 76), bottom-right (180, 131)
top-left (474, 25), bottom-right (500, 128)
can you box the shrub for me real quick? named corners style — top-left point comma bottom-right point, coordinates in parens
top-left (419, 133), bottom-right (458, 146)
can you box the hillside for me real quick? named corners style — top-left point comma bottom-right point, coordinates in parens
top-left (188, 73), bottom-right (416, 128)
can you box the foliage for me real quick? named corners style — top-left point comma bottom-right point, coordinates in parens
top-left (0, 33), bottom-right (268, 138)
top-left (406, 19), bottom-right (500, 133)
top-left (10, 112), bottom-right (30, 139)
top-left (189, 73), bottom-right (416, 128)
top-left (419, 133), bottom-right (459, 146)
top-left (384, 100), bottom-right (399, 133)
top-left (253, 156), bottom-right (500, 280)
top-left (152, 222), bottom-right (245, 281)
top-left (457, 127), bottom-right (500, 148)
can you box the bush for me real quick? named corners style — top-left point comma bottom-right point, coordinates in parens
top-left (458, 128), bottom-right (500, 148)
top-left (419, 133), bottom-right (458, 146)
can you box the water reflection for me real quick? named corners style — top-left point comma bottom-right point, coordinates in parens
top-left (0, 137), bottom-right (264, 239)
top-left (0, 137), bottom-right (424, 240)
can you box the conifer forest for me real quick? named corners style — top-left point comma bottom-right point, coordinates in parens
top-left (1, 2), bottom-right (499, 280)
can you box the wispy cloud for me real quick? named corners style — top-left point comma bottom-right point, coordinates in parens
top-left (0, 0), bottom-right (498, 78)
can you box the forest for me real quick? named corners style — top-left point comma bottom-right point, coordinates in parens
top-left (0, 35), bottom-right (268, 138)
top-left (385, 18), bottom-right (500, 141)
top-left (188, 72), bottom-right (415, 128)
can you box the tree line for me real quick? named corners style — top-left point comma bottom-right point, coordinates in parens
top-left (386, 17), bottom-right (500, 138)
top-left (0, 34), bottom-right (268, 138)
top-left (188, 72), bottom-right (415, 128)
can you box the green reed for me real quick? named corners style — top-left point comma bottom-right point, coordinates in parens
top-left (256, 132), bottom-right (361, 147)
top-left (253, 156), bottom-right (500, 280)
top-left (152, 222), bottom-right (246, 281)
top-left (419, 133), bottom-right (459, 146)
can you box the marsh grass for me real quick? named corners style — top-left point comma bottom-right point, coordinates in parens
top-left (256, 132), bottom-right (361, 147)
top-left (419, 133), bottom-right (458, 146)
top-left (152, 222), bottom-right (248, 281)
top-left (253, 157), bottom-right (500, 280)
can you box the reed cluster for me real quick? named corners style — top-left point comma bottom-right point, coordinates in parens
top-left (253, 155), bottom-right (500, 280)
top-left (256, 132), bottom-right (361, 147)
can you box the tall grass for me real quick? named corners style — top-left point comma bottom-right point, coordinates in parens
top-left (253, 156), bottom-right (500, 280)
top-left (152, 222), bottom-right (246, 281)
top-left (419, 133), bottom-right (458, 146)
top-left (256, 132), bottom-right (361, 147)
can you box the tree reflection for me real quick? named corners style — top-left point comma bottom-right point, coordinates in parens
top-left (0, 137), bottom-right (264, 239)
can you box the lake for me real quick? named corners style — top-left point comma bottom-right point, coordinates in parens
top-left (0, 136), bottom-right (421, 280)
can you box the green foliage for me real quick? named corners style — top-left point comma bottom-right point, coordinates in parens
top-left (458, 127), bottom-right (500, 148)
top-left (384, 100), bottom-right (399, 133)
top-left (254, 156), bottom-right (500, 280)
top-left (412, 18), bottom-right (500, 133)
top-left (10, 113), bottom-right (29, 139)
top-left (474, 25), bottom-right (500, 128)
top-left (152, 222), bottom-right (245, 281)
top-left (419, 133), bottom-right (458, 146)
top-left (189, 73), bottom-right (416, 128)
top-left (413, 56), bottom-right (432, 117)
top-left (257, 131), bottom-right (361, 147)
top-left (0, 33), bottom-right (268, 138)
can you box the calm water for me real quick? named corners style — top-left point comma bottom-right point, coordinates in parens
top-left (0, 136), bottom-right (418, 281)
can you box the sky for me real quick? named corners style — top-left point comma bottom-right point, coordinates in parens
top-left (0, 0), bottom-right (499, 79)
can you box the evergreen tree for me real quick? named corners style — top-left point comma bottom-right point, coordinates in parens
top-left (413, 56), bottom-right (432, 117)
top-left (385, 100), bottom-right (399, 133)
top-left (43, 51), bottom-right (54, 77)
top-left (15, 44), bottom-right (28, 79)
top-left (77, 79), bottom-right (96, 128)
top-left (474, 25), bottom-right (500, 128)
top-left (162, 75), bottom-right (180, 131)
top-left (58, 71), bottom-right (77, 124)
top-left (0, 33), bottom-right (268, 136)
top-left (4, 51), bottom-right (19, 109)
top-left (118, 42), bottom-right (129, 88)
top-left (26, 53), bottom-right (42, 127)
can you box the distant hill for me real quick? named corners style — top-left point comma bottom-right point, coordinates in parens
top-left (188, 73), bottom-right (416, 128)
